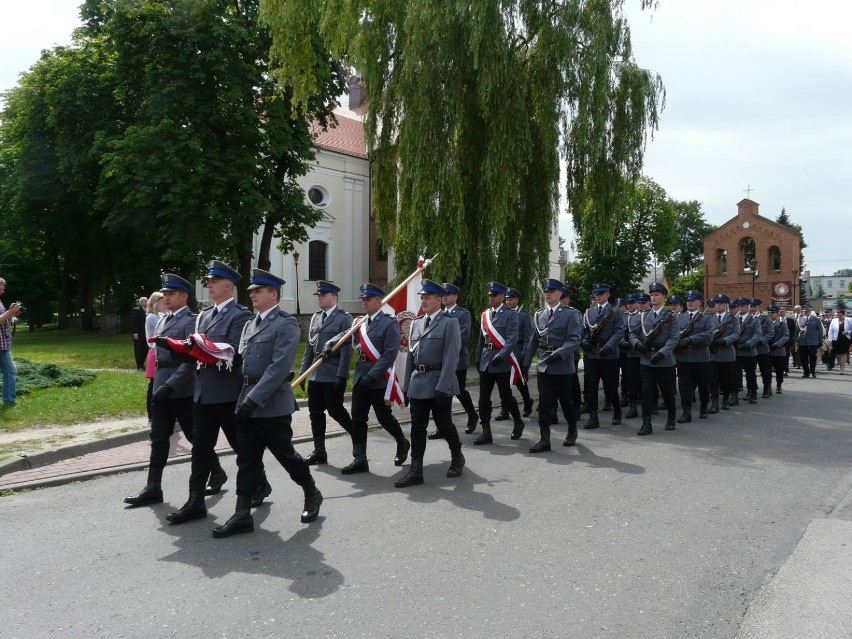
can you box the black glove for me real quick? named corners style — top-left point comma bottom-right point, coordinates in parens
top-left (299, 379), bottom-right (306, 392)
top-left (151, 385), bottom-right (173, 404)
top-left (738, 343), bottom-right (752, 351)
top-left (634, 342), bottom-right (650, 354)
top-left (713, 339), bottom-right (727, 348)
top-left (540, 353), bottom-right (557, 366)
top-left (154, 336), bottom-right (173, 350)
top-left (434, 390), bottom-right (451, 407)
top-left (404, 394), bottom-right (410, 407)
top-left (581, 340), bottom-right (594, 352)
top-left (334, 377), bottom-right (347, 394)
top-left (321, 340), bottom-right (335, 361)
top-left (352, 377), bottom-right (364, 393)
top-left (284, 370), bottom-right (295, 382)
top-left (650, 352), bottom-right (664, 365)
top-left (598, 345), bottom-right (613, 357)
top-left (236, 397), bottom-right (259, 421)
top-left (491, 353), bottom-right (503, 365)
top-left (618, 340), bottom-right (631, 352)
top-left (522, 369), bottom-right (529, 383)
top-left (677, 338), bottom-right (692, 348)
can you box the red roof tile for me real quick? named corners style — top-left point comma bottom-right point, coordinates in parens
top-left (311, 113), bottom-right (368, 159)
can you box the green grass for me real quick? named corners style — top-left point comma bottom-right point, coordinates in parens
top-left (0, 370), bottom-right (148, 432)
top-left (12, 327), bottom-right (138, 369)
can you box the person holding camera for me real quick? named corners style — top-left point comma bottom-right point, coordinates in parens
top-left (0, 277), bottom-right (23, 407)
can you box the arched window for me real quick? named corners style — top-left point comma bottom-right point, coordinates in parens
top-left (740, 237), bottom-right (756, 270)
top-left (768, 246), bottom-right (781, 271)
top-left (308, 241), bottom-right (327, 280)
top-left (716, 248), bottom-right (727, 274)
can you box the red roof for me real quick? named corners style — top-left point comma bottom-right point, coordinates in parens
top-left (311, 113), bottom-right (368, 159)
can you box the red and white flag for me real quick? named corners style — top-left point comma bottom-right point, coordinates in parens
top-left (481, 310), bottom-right (523, 386)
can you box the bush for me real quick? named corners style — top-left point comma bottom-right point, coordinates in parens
top-left (13, 358), bottom-right (96, 396)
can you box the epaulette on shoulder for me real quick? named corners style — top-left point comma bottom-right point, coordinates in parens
top-left (235, 304), bottom-right (250, 311)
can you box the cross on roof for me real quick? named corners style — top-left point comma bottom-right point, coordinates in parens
top-left (744, 184), bottom-right (755, 198)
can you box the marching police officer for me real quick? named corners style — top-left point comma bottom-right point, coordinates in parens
top-left (165, 262), bottom-right (257, 524)
top-left (299, 281), bottom-right (356, 468)
top-left (707, 294), bottom-right (741, 412)
top-left (733, 296), bottom-right (763, 404)
top-left (474, 282), bottom-right (524, 443)
top-left (674, 290), bottom-right (715, 422)
top-left (581, 284), bottom-right (624, 429)
top-left (334, 283), bottom-right (410, 472)
top-left (427, 283), bottom-right (479, 437)
top-left (494, 287), bottom-right (535, 421)
top-left (629, 283), bottom-right (679, 435)
top-left (767, 305), bottom-right (790, 394)
top-left (397, 280), bottom-right (464, 486)
top-left (522, 278), bottom-right (582, 451)
top-left (213, 269), bottom-right (322, 538)
top-left (750, 298), bottom-right (775, 398)
top-left (125, 274), bottom-right (197, 507)
top-left (620, 295), bottom-right (643, 419)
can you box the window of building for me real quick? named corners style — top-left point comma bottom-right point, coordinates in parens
top-left (308, 241), bottom-right (327, 280)
top-left (841, 280), bottom-right (847, 289)
top-left (827, 280), bottom-right (833, 289)
top-left (740, 237), bottom-right (756, 270)
top-left (768, 246), bottom-right (781, 271)
top-left (307, 185), bottom-right (329, 208)
top-left (715, 248), bottom-right (727, 274)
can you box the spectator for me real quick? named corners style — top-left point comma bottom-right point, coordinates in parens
top-left (144, 292), bottom-right (165, 421)
top-left (131, 297), bottom-right (149, 370)
top-left (828, 309), bottom-right (852, 375)
top-left (0, 277), bottom-right (23, 407)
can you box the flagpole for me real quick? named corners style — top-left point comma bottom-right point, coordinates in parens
top-left (291, 254), bottom-right (438, 389)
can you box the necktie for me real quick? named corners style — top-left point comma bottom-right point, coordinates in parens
top-left (718, 314), bottom-right (723, 325)
top-left (321, 311), bottom-right (327, 323)
top-left (210, 308), bottom-right (218, 320)
top-left (424, 316), bottom-right (431, 330)
top-left (254, 314), bottom-right (261, 327)
top-left (491, 310), bottom-right (496, 321)
top-left (368, 316), bottom-right (372, 326)
top-left (689, 312), bottom-right (694, 321)
top-left (549, 308), bottom-right (554, 320)
top-left (165, 312), bottom-right (174, 324)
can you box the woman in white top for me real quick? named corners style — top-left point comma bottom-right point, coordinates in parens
top-left (144, 292), bottom-right (165, 419)
top-left (827, 309), bottom-right (852, 374)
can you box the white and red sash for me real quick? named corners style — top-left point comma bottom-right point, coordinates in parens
top-left (357, 319), bottom-right (404, 405)
top-left (481, 310), bottom-right (523, 385)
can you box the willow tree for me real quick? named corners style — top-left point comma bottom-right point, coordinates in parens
top-left (261, 0), bottom-right (663, 305)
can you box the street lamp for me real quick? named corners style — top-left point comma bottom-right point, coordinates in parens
top-left (293, 250), bottom-right (301, 316)
top-left (750, 259), bottom-right (758, 299)
top-left (792, 269), bottom-right (799, 307)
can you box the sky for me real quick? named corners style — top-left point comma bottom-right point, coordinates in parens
top-left (2, 1), bottom-right (851, 277)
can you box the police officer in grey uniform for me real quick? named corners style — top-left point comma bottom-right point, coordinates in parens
top-left (396, 280), bottom-right (464, 487)
top-left (581, 284), bottom-right (624, 429)
top-left (750, 298), bottom-right (775, 398)
top-left (474, 282), bottom-right (524, 443)
top-left (767, 305), bottom-right (790, 393)
top-left (674, 290), bottom-right (715, 423)
top-left (620, 294), bottom-right (643, 418)
top-left (629, 282), bottom-right (680, 435)
top-left (125, 274), bottom-right (197, 507)
top-left (733, 296), bottom-right (763, 404)
top-left (427, 283), bottom-right (479, 437)
top-left (707, 294), bottom-right (741, 412)
top-left (797, 305), bottom-right (824, 378)
top-left (523, 278), bottom-right (583, 451)
top-left (213, 269), bottom-right (322, 538)
top-left (165, 262), bottom-right (257, 524)
top-left (493, 287), bottom-right (535, 420)
top-left (299, 280), bottom-right (355, 467)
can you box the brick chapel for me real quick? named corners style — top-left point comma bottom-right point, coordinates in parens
top-left (703, 199), bottom-right (801, 307)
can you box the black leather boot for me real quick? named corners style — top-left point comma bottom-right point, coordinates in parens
top-left (665, 416), bottom-right (677, 430)
top-left (251, 471), bottom-right (272, 508)
top-left (464, 412), bottom-right (479, 434)
top-left (708, 397), bottom-right (719, 414)
top-left (494, 407), bottom-right (510, 422)
top-left (762, 385), bottom-right (771, 399)
top-left (305, 449), bottom-right (328, 465)
top-left (620, 395), bottom-right (629, 407)
top-left (301, 478), bottom-right (323, 523)
top-left (721, 394), bottom-right (730, 410)
top-left (427, 428), bottom-right (445, 440)
top-left (124, 467), bottom-right (164, 506)
top-left (511, 418), bottom-right (525, 440)
top-left (206, 456), bottom-right (228, 496)
top-left (474, 422), bottom-right (493, 445)
top-left (625, 402), bottom-right (638, 419)
top-left (341, 441), bottom-right (369, 474)
top-left (699, 402), bottom-right (709, 419)
top-left (611, 405), bottom-right (622, 425)
top-left (212, 494), bottom-right (254, 538)
top-left (523, 397), bottom-right (534, 417)
top-left (167, 485), bottom-right (207, 524)
top-left (637, 417), bottom-right (653, 436)
top-left (563, 423), bottom-right (578, 446)
top-left (776, 385), bottom-right (783, 394)
top-left (394, 437), bottom-right (411, 466)
top-left (749, 390), bottom-right (758, 404)
top-left (583, 411), bottom-right (600, 430)
top-left (729, 392), bottom-right (740, 406)
top-left (395, 458), bottom-right (424, 487)
top-left (677, 406), bottom-right (692, 423)
top-left (602, 399), bottom-right (612, 412)
top-left (447, 446), bottom-right (465, 478)
top-left (530, 426), bottom-right (551, 453)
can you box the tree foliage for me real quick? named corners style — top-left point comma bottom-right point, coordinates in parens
top-left (564, 176), bottom-right (676, 312)
top-left (663, 200), bottom-right (716, 281)
top-left (833, 268), bottom-right (852, 277)
top-left (776, 207), bottom-right (806, 270)
top-left (260, 0), bottom-right (664, 308)
top-left (669, 266), bottom-right (704, 300)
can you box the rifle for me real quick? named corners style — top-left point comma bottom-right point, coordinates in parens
top-left (674, 311), bottom-right (702, 352)
top-left (638, 310), bottom-right (674, 355)
top-left (584, 306), bottom-right (615, 352)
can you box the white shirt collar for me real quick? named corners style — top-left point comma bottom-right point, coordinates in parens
top-left (443, 304), bottom-right (456, 313)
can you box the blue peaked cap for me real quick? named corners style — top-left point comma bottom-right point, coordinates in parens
top-left (247, 269), bottom-right (285, 290)
top-left (419, 279), bottom-right (447, 296)
top-left (359, 283), bottom-right (386, 298)
top-left (160, 273), bottom-right (193, 293)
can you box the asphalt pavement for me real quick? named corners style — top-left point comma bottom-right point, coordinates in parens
top-left (1, 367), bottom-right (851, 638)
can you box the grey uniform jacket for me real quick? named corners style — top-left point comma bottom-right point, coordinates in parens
top-left (708, 312), bottom-right (741, 363)
top-left (735, 312), bottom-right (763, 356)
top-left (675, 311), bottom-right (715, 363)
top-left (475, 305), bottom-right (518, 374)
top-left (630, 307), bottom-right (680, 368)
top-left (237, 307), bottom-right (299, 418)
top-left (352, 312), bottom-right (400, 390)
top-left (194, 300), bottom-right (252, 404)
top-left (513, 308), bottom-right (533, 364)
top-left (624, 312), bottom-right (643, 358)
top-left (444, 305), bottom-right (472, 371)
top-left (755, 314), bottom-right (774, 355)
top-left (403, 312), bottom-right (461, 399)
top-left (299, 307), bottom-right (353, 383)
top-left (768, 318), bottom-right (790, 356)
top-left (523, 305), bottom-right (582, 375)
top-left (152, 309), bottom-right (197, 398)
top-left (583, 303), bottom-right (624, 360)
top-left (796, 316), bottom-right (823, 346)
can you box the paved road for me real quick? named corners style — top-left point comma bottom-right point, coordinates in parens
top-left (1, 371), bottom-right (851, 638)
